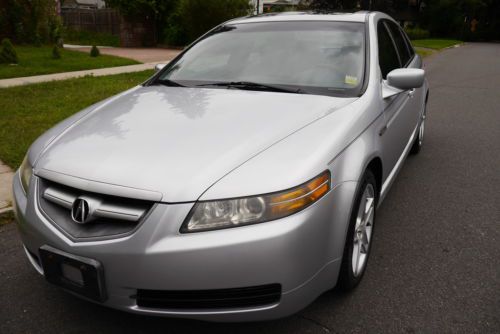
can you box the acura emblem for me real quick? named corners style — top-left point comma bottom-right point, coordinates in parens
top-left (71, 198), bottom-right (90, 224)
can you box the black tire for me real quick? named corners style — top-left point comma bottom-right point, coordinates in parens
top-left (337, 170), bottom-right (378, 291)
top-left (410, 105), bottom-right (427, 155)
top-left (410, 122), bottom-right (423, 154)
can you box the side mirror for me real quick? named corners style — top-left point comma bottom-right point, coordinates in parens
top-left (387, 68), bottom-right (425, 90)
top-left (154, 63), bottom-right (167, 73)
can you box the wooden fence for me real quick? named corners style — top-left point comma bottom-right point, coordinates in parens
top-left (61, 8), bottom-right (121, 35)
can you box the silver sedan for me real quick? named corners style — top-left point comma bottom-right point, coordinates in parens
top-left (13, 11), bottom-right (428, 321)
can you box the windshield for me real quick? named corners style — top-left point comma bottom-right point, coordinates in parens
top-left (155, 21), bottom-right (366, 97)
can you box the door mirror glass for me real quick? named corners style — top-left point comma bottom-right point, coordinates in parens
top-left (386, 68), bottom-right (425, 90)
top-left (154, 63), bottom-right (167, 73)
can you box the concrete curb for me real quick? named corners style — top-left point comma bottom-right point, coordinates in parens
top-left (0, 207), bottom-right (13, 214)
top-left (63, 44), bottom-right (115, 49)
top-left (444, 43), bottom-right (464, 50)
top-left (0, 160), bottom-right (14, 212)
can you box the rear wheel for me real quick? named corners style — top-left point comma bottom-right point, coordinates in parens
top-left (337, 170), bottom-right (377, 291)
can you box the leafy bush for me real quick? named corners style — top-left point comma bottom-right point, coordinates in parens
top-left (405, 27), bottom-right (430, 40)
top-left (52, 45), bottom-right (61, 59)
top-left (49, 15), bottom-right (64, 45)
top-left (90, 45), bottom-right (100, 57)
top-left (0, 38), bottom-right (18, 64)
top-left (163, 0), bottom-right (251, 46)
top-left (162, 9), bottom-right (188, 47)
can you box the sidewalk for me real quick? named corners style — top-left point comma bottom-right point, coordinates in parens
top-left (0, 46), bottom-right (182, 88)
top-left (0, 62), bottom-right (161, 88)
top-left (0, 160), bottom-right (13, 214)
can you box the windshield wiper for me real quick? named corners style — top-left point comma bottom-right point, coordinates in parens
top-left (196, 81), bottom-right (303, 94)
top-left (154, 79), bottom-right (185, 87)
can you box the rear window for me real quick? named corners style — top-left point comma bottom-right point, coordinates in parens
top-left (377, 22), bottom-right (401, 79)
top-left (386, 21), bottom-right (412, 66)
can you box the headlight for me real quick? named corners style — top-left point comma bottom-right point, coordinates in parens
top-left (19, 155), bottom-right (33, 195)
top-left (181, 171), bottom-right (331, 233)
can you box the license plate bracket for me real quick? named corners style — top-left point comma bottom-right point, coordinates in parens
top-left (39, 245), bottom-right (107, 302)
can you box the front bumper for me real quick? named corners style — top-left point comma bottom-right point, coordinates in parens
top-left (13, 173), bottom-right (357, 322)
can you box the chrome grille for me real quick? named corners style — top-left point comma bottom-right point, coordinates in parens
top-left (43, 186), bottom-right (147, 222)
top-left (38, 178), bottom-right (154, 241)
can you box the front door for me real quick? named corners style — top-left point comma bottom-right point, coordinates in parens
top-left (377, 20), bottom-right (420, 183)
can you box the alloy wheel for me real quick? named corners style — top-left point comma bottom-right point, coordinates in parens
top-left (418, 116), bottom-right (425, 147)
top-left (352, 184), bottom-right (375, 277)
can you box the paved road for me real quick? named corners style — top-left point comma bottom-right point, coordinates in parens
top-left (1, 43), bottom-right (499, 333)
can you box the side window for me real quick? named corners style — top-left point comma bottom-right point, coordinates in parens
top-left (386, 21), bottom-right (412, 66)
top-left (377, 22), bottom-right (401, 79)
top-left (401, 28), bottom-right (415, 58)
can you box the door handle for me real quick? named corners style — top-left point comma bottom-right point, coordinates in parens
top-left (408, 89), bottom-right (415, 98)
top-left (379, 125), bottom-right (387, 136)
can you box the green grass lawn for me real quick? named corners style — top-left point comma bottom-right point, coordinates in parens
top-left (64, 29), bottom-right (120, 47)
top-left (0, 70), bottom-right (153, 169)
top-left (0, 211), bottom-right (14, 226)
top-left (0, 46), bottom-right (139, 80)
top-left (415, 48), bottom-right (436, 58)
top-left (411, 39), bottom-right (463, 50)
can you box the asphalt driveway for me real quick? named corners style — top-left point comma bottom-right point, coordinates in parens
top-left (1, 43), bottom-right (499, 333)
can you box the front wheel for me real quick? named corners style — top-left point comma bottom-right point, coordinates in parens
top-left (337, 170), bottom-right (377, 291)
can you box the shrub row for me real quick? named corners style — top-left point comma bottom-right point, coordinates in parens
top-left (0, 39), bottom-right (101, 64)
top-left (404, 27), bottom-right (431, 40)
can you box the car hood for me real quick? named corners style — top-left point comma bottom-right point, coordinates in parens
top-left (35, 86), bottom-right (356, 202)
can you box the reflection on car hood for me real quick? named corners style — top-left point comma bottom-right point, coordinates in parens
top-left (36, 86), bottom-right (356, 202)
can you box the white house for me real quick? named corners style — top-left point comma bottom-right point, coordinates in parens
top-left (250, 0), bottom-right (301, 14)
top-left (61, 0), bottom-right (106, 10)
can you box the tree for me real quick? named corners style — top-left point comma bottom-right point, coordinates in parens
top-left (0, 0), bottom-right (61, 44)
top-left (175, 0), bottom-right (250, 43)
top-left (299, 0), bottom-right (393, 11)
top-left (106, 0), bottom-right (177, 18)
top-left (421, 0), bottom-right (499, 40)
top-left (161, 0), bottom-right (251, 46)
top-left (299, 0), bottom-right (356, 11)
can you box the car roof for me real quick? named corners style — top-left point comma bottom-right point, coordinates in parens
top-left (228, 11), bottom-right (370, 25)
